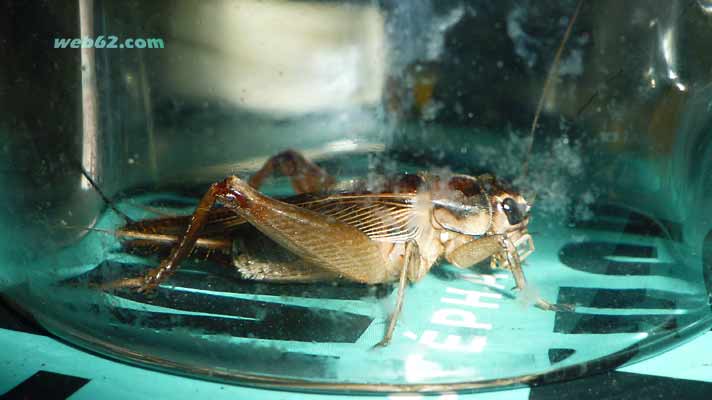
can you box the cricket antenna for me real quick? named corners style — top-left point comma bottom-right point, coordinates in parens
top-left (63, 225), bottom-right (118, 237)
top-left (521, 0), bottom-right (585, 179)
top-left (75, 161), bottom-right (135, 224)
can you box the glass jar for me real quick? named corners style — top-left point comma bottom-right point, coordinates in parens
top-left (1, 0), bottom-right (711, 393)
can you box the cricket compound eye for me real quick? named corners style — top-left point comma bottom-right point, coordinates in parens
top-left (502, 197), bottom-right (524, 225)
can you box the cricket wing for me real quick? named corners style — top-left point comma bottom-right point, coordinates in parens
top-left (121, 191), bottom-right (424, 243)
top-left (295, 193), bottom-right (424, 243)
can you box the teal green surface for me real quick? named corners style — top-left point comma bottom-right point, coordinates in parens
top-left (11, 186), bottom-right (709, 390)
top-left (0, 328), bottom-right (530, 399)
top-left (1, 327), bottom-right (711, 399)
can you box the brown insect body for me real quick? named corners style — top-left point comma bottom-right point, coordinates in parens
top-left (120, 169), bottom-right (532, 285)
top-left (113, 151), bottom-right (563, 345)
top-left (230, 173), bottom-right (464, 286)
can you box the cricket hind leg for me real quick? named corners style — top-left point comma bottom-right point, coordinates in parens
top-left (97, 219), bottom-right (235, 291)
top-left (132, 182), bottom-right (227, 293)
top-left (97, 150), bottom-right (331, 292)
top-left (102, 150), bottom-right (337, 293)
top-left (248, 149), bottom-right (336, 194)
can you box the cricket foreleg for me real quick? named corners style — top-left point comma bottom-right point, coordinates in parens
top-left (248, 149), bottom-right (335, 194)
top-left (446, 235), bottom-right (503, 268)
top-left (506, 251), bottom-right (574, 312)
top-left (135, 180), bottom-right (237, 293)
top-left (447, 236), bottom-right (573, 312)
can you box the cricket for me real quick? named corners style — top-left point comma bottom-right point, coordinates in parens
top-left (103, 149), bottom-right (572, 347)
top-left (95, 0), bottom-right (585, 347)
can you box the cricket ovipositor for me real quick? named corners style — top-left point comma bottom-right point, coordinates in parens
top-left (105, 149), bottom-right (573, 347)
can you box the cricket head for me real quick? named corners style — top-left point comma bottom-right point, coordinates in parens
top-left (431, 174), bottom-right (534, 261)
top-left (479, 175), bottom-right (531, 235)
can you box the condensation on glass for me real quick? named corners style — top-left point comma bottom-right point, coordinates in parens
top-left (0, 0), bottom-right (711, 393)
